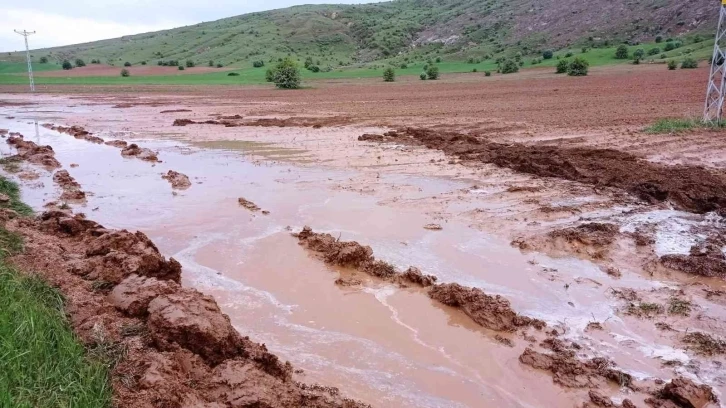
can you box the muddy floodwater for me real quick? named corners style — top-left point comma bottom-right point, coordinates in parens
top-left (1, 97), bottom-right (725, 408)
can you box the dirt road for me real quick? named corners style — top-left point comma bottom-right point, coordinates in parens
top-left (1, 63), bottom-right (725, 407)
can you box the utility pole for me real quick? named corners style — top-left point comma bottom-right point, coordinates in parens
top-left (704, 1), bottom-right (726, 123)
top-left (14, 29), bottom-right (36, 92)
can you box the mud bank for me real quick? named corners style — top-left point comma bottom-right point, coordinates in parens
top-left (6, 135), bottom-right (61, 169)
top-left (4, 210), bottom-right (368, 408)
top-left (53, 170), bottom-right (87, 201)
top-left (295, 227), bottom-right (544, 332)
top-left (161, 170), bottom-right (191, 189)
top-left (359, 128), bottom-right (726, 214)
top-left (121, 144), bottom-right (159, 162)
top-left (43, 124), bottom-right (104, 144)
top-left (173, 116), bottom-right (351, 129)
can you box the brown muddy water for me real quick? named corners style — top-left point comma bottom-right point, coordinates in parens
top-left (1, 105), bottom-right (724, 407)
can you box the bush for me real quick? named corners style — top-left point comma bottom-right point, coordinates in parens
top-left (556, 59), bottom-right (569, 74)
top-left (664, 42), bottom-right (676, 52)
top-left (420, 72), bottom-right (427, 80)
top-left (273, 58), bottom-right (302, 89)
top-left (62, 60), bottom-right (72, 70)
top-left (178, 66), bottom-right (185, 71)
top-left (633, 49), bottom-right (645, 59)
top-left (120, 68), bottom-right (130, 77)
top-left (484, 71), bottom-right (491, 77)
top-left (565, 51), bottom-right (574, 58)
top-left (141, 61), bottom-right (146, 65)
top-left (581, 47), bottom-right (588, 53)
top-left (567, 57), bottom-right (589, 76)
top-left (252, 60), bottom-right (264, 68)
top-left (615, 45), bottom-right (629, 59)
top-left (383, 67), bottom-right (395, 82)
top-left (157, 60), bottom-right (164, 66)
top-left (308, 65), bottom-right (320, 73)
top-left (227, 72), bottom-right (240, 76)
top-left (426, 65), bottom-right (440, 80)
top-left (39, 56), bottom-right (48, 63)
top-left (209, 60), bottom-right (214, 67)
top-left (400, 63), bottom-right (408, 69)
top-left (185, 60), bottom-right (194, 68)
top-left (123, 61), bottom-right (131, 67)
top-left (500, 59), bottom-right (519, 74)
top-left (655, 35), bottom-right (663, 43)
top-left (542, 50), bottom-right (554, 59)
top-left (633, 58), bottom-right (641, 65)
top-left (75, 58), bottom-right (86, 67)
top-left (667, 60), bottom-right (678, 70)
top-left (681, 57), bottom-right (698, 69)
top-left (472, 68), bottom-right (477, 72)
top-left (265, 68), bottom-right (275, 82)
top-left (216, 63), bottom-right (223, 68)
top-left (648, 48), bottom-right (661, 56)
top-left (467, 57), bottom-right (476, 64)
top-left (435, 57), bottom-right (441, 63)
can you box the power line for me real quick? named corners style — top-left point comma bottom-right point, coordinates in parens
top-left (14, 29), bottom-right (36, 92)
top-left (704, 2), bottom-right (726, 123)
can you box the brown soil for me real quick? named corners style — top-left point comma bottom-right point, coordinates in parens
top-left (6, 134), bottom-right (61, 169)
top-left (361, 128), bottom-right (726, 214)
top-left (105, 140), bottom-right (128, 148)
top-left (295, 226), bottom-right (544, 332)
top-left (647, 377), bottom-right (719, 408)
top-left (4, 210), bottom-right (368, 408)
top-left (161, 170), bottom-right (192, 189)
top-left (660, 236), bottom-right (726, 279)
top-left (35, 64), bottom-right (228, 78)
top-left (121, 144), bottom-right (159, 162)
top-left (682, 332), bottom-right (726, 356)
top-left (160, 109), bottom-right (192, 113)
top-left (173, 116), bottom-right (351, 129)
top-left (238, 197), bottom-right (261, 212)
top-left (43, 123), bottom-right (104, 144)
top-left (53, 169), bottom-right (86, 201)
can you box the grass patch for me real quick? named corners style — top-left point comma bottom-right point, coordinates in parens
top-left (0, 176), bottom-right (33, 216)
top-left (0, 176), bottom-right (112, 408)
top-left (626, 301), bottom-right (664, 318)
top-left (644, 118), bottom-right (724, 134)
top-left (668, 297), bottom-right (692, 316)
top-left (683, 331), bottom-right (726, 356)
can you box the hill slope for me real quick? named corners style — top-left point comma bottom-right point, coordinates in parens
top-left (4, 0), bottom-right (718, 69)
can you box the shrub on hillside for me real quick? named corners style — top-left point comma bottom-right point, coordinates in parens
top-left (648, 48), bottom-right (661, 56)
top-left (252, 60), bottom-right (265, 68)
top-left (185, 60), bottom-right (195, 68)
top-left (216, 63), bottom-right (223, 68)
top-left (556, 59), bottom-right (569, 74)
top-left (664, 42), bottom-right (676, 52)
top-left (75, 58), bottom-right (86, 67)
top-left (178, 66), bottom-right (185, 71)
top-left (420, 72), bottom-right (427, 80)
top-left (39, 56), bottom-right (48, 63)
top-left (435, 57), bottom-right (442, 63)
top-left (567, 57), bottom-right (589, 76)
top-left (124, 61), bottom-right (131, 67)
top-left (141, 61), bottom-right (147, 65)
top-left (667, 60), bottom-right (678, 70)
top-left (383, 67), bottom-right (395, 82)
top-left (227, 72), bottom-right (240, 76)
top-left (542, 50), bottom-right (553, 60)
top-left (681, 57), bottom-right (698, 69)
top-left (500, 59), bottom-right (519, 74)
top-left (426, 65), bottom-right (440, 80)
top-left (62, 60), bottom-right (72, 70)
top-left (120, 68), bottom-right (130, 77)
top-left (615, 45), bottom-right (629, 59)
top-left (655, 35), bottom-right (663, 43)
top-left (272, 58), bottom-right (302, 89)
top-left (633, 49), bottom-right (645, 60)
top-left (209, 60), bottom-right (214, 67)
top-left (308, 65), bottom-right (320, 73)
top-left (564, 51), bottom-right (574, 58)
top-left (484, 71), bottom-right (491, 77)
top-left (265, 68), bottom-right (275, 82)
top-left (400, 63), bottom-right (408, 69)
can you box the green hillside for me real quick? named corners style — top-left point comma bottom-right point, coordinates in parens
top-left (1, 0), bottom-right (717, 71)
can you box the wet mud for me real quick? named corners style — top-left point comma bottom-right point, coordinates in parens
top-left (360, 128), bottom-right (726, 214)
top-left (121, 144), bottom-right (159, 162)
top-left (173, 116), bottom-right (351, 129)
top-left (53, 170), bottom-right (87, 201)
top-left (4, 210), bottom-right (369, 408)
top-left (43, 124), bottom-right (105, 144)
top-left (238, 197), bottom-right (261, 212)
top-left (660, 235), bottom-right (726, 278)
top-left (161, 170), bottom-right (191, 189)
top-left (6, 134), bottom-right (61, 169)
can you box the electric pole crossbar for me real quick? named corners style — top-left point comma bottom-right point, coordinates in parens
top-left (14, 29), bottom-right (36, 92)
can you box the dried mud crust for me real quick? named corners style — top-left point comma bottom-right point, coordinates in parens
top-left (360, 128), bottom-right (726, 214)
top-left (53, 170), bottom-right (87, 201)
top-left (294, 226), bottom-right (544, 332)
top-left (161, 170), bottom-right (191, 189)
top-left (172, 116), bottom-right (351, 129)
top-left (4, 211), bottom-right (369, 408)
top-left (6, 134), bottom-right (61, 169)
top-left (121, 143), bottom-right (159, 162)
top-left (514, 222), bottom-right (620, 262)
top-left (660, 235), bottom-right (726, 279)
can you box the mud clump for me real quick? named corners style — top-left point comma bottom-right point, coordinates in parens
top-left (104, 140), bottom-right (128, 148)
top-left (53, 169), bottom-right (86, 201)
top-left (430, 283), bottom-right (545, 331)
top-left (45, 124), bottom-right (104, 144)
top-left (519, 347), bottom-right (633, 389)
top-left (682, 332), bottom-right (726, 356)
top-left (161, 170), bottom-right (191, 189)
top-left (358, 134), bottom-right (386, 142)
top-left (660, 236), bottom-right (726, 278)
top-left (121, 143), bottom-right (159, 162)
top-left (549, 223), bottom-right (619, 247)
top-left (6, 134), bottom-right (61, 169)
top-left (5, 211), bottom-right (370, 408)
top-left (296, 227), bottom-right (541, 332)
top-left (174, 116), bottom-right (350, 129)
top-left (372, 128), bottom-right (726, 214)
top-left (646, 377), bottom-right (719, 408)
top-left (423, 223), bottom-right (443, 231)
top-left (238, 197), bottom-right (261, 212)
top-left (160, 109), bottom-right (192, 113)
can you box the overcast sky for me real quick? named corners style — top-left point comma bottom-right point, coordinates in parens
top-left (0, 0), bottom-right (379, 52)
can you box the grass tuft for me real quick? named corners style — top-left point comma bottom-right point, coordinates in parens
top-left (644, 118), bottom-right (725, 134)
top-left (0, 176), bottom-right (33, 216)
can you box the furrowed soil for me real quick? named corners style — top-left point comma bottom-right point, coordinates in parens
top-left (1, 64), bottom-right (726, 407)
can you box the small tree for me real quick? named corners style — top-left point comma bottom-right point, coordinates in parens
top-left (500, 59), bottom-right (519, 74)
top-left (420, 72), bottom-right (427, 80)
top-left (141, 61), bottom-right (147, 65)
top-left (75, 58), bottom-right (86, 67)
top-left (252, 60), bottom-right (265, 68)
top-left (209, 60), bottom-right (214, 67)
top-left (633, 49), bottom-right (645, 60)
top-left (484, 71), bottom-right (491, 77)
top-left (681, 57), bottom-right (698, 69)
top-left (648, 48), bottom-right (661, 56)
top-left (435, 57), bottom-right (441, 63)
top-left (273, 58), bottom-right (301, 89)
top-left (308, 65), bottom-right (320, 73)
top-left (664, 42), bottom-right (676, 52)
top-left (667, 60), bottom-right (678, 70)
top-left (400, 63), bottom-right (408, 69)
top-left (120, 68), bottom-right (130, 77)
top-left (39, 56), bottom-right (48, 63)
top-left (62, 60), bottom-right (72, 70)
top-left (124, 61), bottom-right (131, 67)
top-left (542, 50), bottom-right (554, 60)
top-left (556, 59), bottom-right (569, 74)
top-left (426, 65), bottom-right (440, 80)
top-left (185, 60), bottom-right (195, 68)
top-left (655, 35), bottom-right (663, 43)
top-left (265, 68), bottom-right (275, 82)
top-left (383, 67), bottom-right (395, 82)
top-left (178, 66), bottom-right (185, 71)
top-left (216, 63), bottom-right (223, 68)
top-left (567, 57), bottom-right (589, 76)
top-left (615, 45), bottom-right (629, 59)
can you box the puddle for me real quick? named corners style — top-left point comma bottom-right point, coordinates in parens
top-left (1, 110), bottom-right (724, 406)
